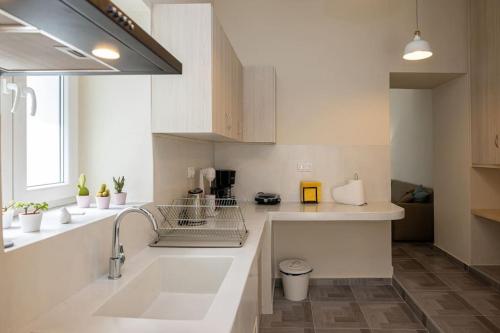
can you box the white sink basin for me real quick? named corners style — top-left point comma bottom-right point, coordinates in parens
top-left (94, 256), bottom-right (233, 321)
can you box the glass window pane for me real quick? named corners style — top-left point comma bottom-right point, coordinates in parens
top-left (26, 76), bottom-right (63, 187)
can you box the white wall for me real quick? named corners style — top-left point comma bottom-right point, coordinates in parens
top-left (79, 75), bottom-right (154, 202)
top-left (154, 135), bottom-right (214, 203)
top-left (390, 89), bottom-right (433, 187)
top-left (432, 75), bottom-right (471, 264)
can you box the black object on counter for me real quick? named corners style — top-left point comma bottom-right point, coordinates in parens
top-left (255, 192), bottom-right (281, 205)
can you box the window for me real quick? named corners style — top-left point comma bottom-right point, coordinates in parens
top-left (26, 76), bottom-right (64, 188)
top-left (1, 76), bottom-right (77, 206)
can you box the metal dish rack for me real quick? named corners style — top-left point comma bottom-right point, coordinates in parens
top-left (151, 198), bottom-right (248, 248)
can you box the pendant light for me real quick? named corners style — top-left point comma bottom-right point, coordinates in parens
top-left (403, 0), bottom-right (433, 61)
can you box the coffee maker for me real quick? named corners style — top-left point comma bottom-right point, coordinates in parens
top-left (211, 169), bottom-right (236, 199)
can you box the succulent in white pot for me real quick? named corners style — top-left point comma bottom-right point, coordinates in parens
top-left (14, 201), bottom-right (49, 232)
top-left (95, 184), bottom-right (111, 209)
top-left (76, 173), bottom-right (91, 208)
top-left (112, 176), bottom-right (127, 205)
top-left (2, 201), bottom-right (15, 229)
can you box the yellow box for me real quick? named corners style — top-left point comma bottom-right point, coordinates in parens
top-left (300, 181), bottom-right (322, 204)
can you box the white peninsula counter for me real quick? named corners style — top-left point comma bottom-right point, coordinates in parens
top-left (246, 201), bottom-right (404, 314)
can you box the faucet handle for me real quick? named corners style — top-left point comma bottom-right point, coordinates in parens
top-left (119, 244), bottom-right (125, 264)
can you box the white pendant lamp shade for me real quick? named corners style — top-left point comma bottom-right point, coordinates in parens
top-left (403, 31), bottom-right (433, 60)
top-left (403, 0), bottom-right (433, 61)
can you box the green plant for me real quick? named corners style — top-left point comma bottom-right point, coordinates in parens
top-left (14, 202), bottom-right (49, 215)
top-left (96, 184), bottom-right (110, 197)
top-left (2, 201), bottom-right (14, 213)
top-left (113, 176), bottom-right (125, 193)
top-left (77, 173), bottom-right (90, 196)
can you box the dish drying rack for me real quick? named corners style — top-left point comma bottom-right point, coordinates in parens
top-left (151, 198), bottom-right (248, 248)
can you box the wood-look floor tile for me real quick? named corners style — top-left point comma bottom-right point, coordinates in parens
top-left (393, 259), bottom-right (428, 273)
top-left (410, 290), bottom-right (481, 316)
top-left (392, 247), bottom-right (412, 259)
top-left (475, 266), bottom-right (500, 284)
top-left (461, 290), bottom-right (500, 316)
top-left (261, 300), bottom-right (314, 328)
top-left (315, 329), bottom-right (371, 333)
top-left (260, 328), bottom-right (315, 333)
top-left (311, 301), bottom-right (369, 329)
top-left (431, 315), bottom-right (500, 333)
top-left (358, 302), bottom-right (425, 330)
top-left (400, 244), bottom-right (442, 259)
top-left (315, 329), bottom-right (428, 333)
top-left (417, 256), bottom-right (466, 273)
top-left (436, 273), bottom-right (491, 291)
top-left (309, 285), bottom-right (355, 302)
top-left (370, 329), bottom-right (428, 333)
top-left (351, 285), bottom-right (403, 303)
top-left (394, 272), bottom-right (450, 291)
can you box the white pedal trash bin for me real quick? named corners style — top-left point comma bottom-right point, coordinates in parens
top-left (279, 259), bottom-right (313, 301)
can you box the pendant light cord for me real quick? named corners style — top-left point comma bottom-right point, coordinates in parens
top-left (416, 0), bottom-right (419, 30)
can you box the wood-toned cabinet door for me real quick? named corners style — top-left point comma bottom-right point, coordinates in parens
top-left (243, 66), bottom-right (276, 143)
top-left (212, 13), bottom-right (243, 141)
top-left (471, 0), bottom-right (500, 166)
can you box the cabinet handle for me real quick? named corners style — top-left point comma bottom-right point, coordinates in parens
top-left (496, 135), bottom-right (499, 148)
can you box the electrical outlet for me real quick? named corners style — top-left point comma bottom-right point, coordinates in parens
top-left (187, 167), bottom-right (196, 178)
top-left (297, 161), bottom-right (313, 172)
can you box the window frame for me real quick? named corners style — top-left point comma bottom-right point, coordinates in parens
top-left (1, 76), bottom-right (78, 207)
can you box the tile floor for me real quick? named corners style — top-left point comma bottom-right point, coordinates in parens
top-left (261, 243), bottom-right (500, 333)
top-left (392, 242), bottom-right (500, 333)
top-left (261, 279), bottom-right (427, 332)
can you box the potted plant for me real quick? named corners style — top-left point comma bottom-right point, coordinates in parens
top-left (95, 184), bottom-right (111, 209)
top-left (76, 173), bottom-right (91, 208)
top-left (2, 201), bottom-right (14, 229)
top-left (112, 176), bottom-right (127, 205)
top-left (14, 201), bottom-right (48, 232)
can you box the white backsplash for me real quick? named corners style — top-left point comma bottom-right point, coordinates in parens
top-left (153, 135), bottom-right (215, 203)
top-left (214, 143), bottom-right (390, 202)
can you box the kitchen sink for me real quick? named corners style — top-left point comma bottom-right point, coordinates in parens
top-left (94, 256), bottom-right (233, 321)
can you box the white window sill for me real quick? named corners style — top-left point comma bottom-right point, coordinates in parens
top-left (3, 202), bottom-right (149, 252)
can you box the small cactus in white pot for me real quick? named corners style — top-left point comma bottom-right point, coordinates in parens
top-left (76, 173), bottom-right (91, 208)
top-left (95, 184), bottom-right (111, 209)
top-left (2, 201), bottom-right (14, 229)
top-left (112, 176), bottom-right (127, 205)
top-left (15, 201), bottom-right (48, 232)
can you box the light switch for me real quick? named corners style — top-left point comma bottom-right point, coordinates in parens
top-left (297, 161), bottom-right (313, 172)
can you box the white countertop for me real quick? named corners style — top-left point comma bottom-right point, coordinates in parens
top-left (19, 202), bottom-right (403, 333)
top-left (258, 201), bottom-right (404, 221)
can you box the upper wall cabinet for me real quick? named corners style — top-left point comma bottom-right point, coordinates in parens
top-left (471, 0), bottom-right (500, 166)
top-left (152, 4), bottom-right (243, 141)
top-left (243, 66), bottom-right (276, 143)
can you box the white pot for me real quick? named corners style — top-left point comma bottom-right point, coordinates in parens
top-left (19, 213), bottom-right (43, 232)
top-left (96, 196), bottom-right (111, 209)
top-left (2, 209), bottom-right (14, 229)
top-left (113, 192), bottom-right (127, 205)
top-left (76, 195), bottom-right (91, 208)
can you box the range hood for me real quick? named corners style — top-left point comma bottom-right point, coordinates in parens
top-left (0, 0), bottom-right (182, 75)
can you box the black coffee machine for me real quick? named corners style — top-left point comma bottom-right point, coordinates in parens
top-left (211, 169), bottom-right (236, 199)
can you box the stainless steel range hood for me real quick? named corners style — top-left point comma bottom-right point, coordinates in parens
top-left (0, 0), bottom-right (182, 75)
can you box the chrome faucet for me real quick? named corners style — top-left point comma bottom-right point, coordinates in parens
top-left (108, 207), bottom-right (160, 279)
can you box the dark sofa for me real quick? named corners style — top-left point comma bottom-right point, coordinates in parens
top-left (391, 179), bottom-right (434, 242)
